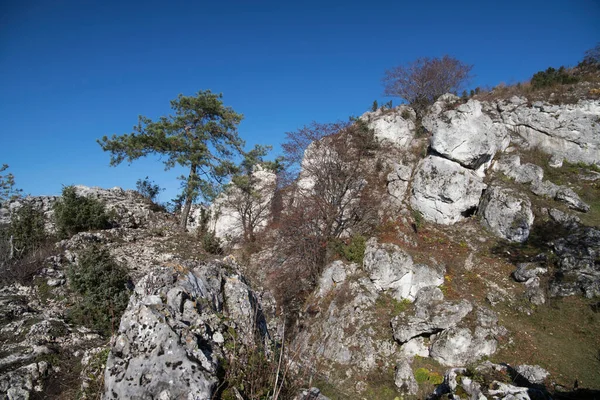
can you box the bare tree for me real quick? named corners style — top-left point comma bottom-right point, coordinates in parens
top-left (279, 121), bottom-right (379, 282)
top-left (382, 55), bottom-right (473, 115)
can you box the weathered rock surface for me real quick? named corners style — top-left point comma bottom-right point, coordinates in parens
top-left (498, 97), bottom-right (600, 165)
top-left (550, 225), bottom-right (600, 298)
top-left (361, 106), bottom-right (416, 147)
top-left (386, 162), bottom-right (413, 203)
top-left (0, 185), bottom-right (163, 232)
top-left (410, 156), bottom-right (487, 224)
top-left (479, 185), bottom-right (534, 242)
top-left (103, 261), bottom-right (269, 400)
top-left (363, 238), bottom-right (444, 301)
top-left (429, 307), bottom-right (502, 366)
top-left (391, 287), bottom-right (472, 344)
top-left (425, 100), bottom-right (509, 170)
top-left (394, 358), bottom-right (418, 395)
top-left (188, 165), bottom-right (277, 243)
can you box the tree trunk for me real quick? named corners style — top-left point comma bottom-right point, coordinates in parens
top-left (179, 164), bottom-right (198, 229)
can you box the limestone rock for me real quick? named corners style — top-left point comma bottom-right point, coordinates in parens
top-left (363, 238), bottom-right (444, 301)
top-left (515, 364), bottom-right (549, 384)
top-left (513, 262), bottom-right (548, 283)
top-left (317, 260), bottom-right (355, 297)
top-left (499, 98), bottom-right (600, 165)
top-left (394, 358), bottom-right (418, 395)
top-left (387, 162), bottom-right (413, 203)
top-left (425, 100), bottom-right (509, 170)
top-left (410, 156), bottom-right (487, 225)
top-left (429, 307), bottom-right (502, 366)
top-left (550, 226), bottom-right (600, 298)
top-left (103, 261), bottom-right (269, 400)
top-left (479, 186), bottom-right (534, 242)
top-left (391, 292), bottom-right (472, 344)
top-left (361, 106), bottom-right (416, 147)
top-left (189, 165), bottom-right (277, 244)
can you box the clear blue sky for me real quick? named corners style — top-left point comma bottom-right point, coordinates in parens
top-left (1, 0), bottom-right (598, 203)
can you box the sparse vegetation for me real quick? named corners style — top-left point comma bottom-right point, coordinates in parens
top-left (330, 234), bottom-right (367, 264)
top-left (135, 176), bottom-right (164, 202)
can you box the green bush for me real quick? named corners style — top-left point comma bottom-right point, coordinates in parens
top-left (53, 186), bottom-right (111, 238)
top-left (6, 204), bottom-right (47, 259)
top-left (201, 230), bottom-right (222, 255)
top-left (331, 234), bottom-right (366, 264)
top-left (530, 66), bottom-right (579, 89)
top-left (67, 245), bottom-right (130, 336)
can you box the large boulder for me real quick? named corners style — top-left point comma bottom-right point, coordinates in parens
top-left (363, 106), bottom-right (416, 147)
top-left (479, 185), bottom-right (534, 242)
top-left (410, 156), bottom-right (487, 225)
top-left (498, 98), bottom-right (600, 166)
top-left (103, 261), bottom-right (270, 400)
top-left (425, 100), bottom-right (509, 170)
top-left (391, 287), bottom-right (472, 344)
top-left (363, 238), bottom-right (444, 301)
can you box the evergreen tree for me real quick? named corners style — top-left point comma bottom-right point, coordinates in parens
top-left (98, 90), bottom-right (244, 229)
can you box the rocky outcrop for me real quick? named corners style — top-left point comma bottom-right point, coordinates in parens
top-left (188, 166), bottom-right (277, 243)
top-left (550, 225), bottom-right (600, 298)
top-left (479, 185), bottom-right (534, 242)
top-left (363, 238), bottom-right (444, 301)
top-left (104, 260), bottom-right (270, 400)
top-left (428, 307), bottom-right (502, 366)
top-left (432, 361), bottom-right (551, 400)
top-left (386, 162), bottom-right (413, 204)
top-left (361, 106), bottom-right (416, 147)
top-left (410, 156), bottom-right (487, 225)
top-left (425, 100), bottom-right (509, 171)
top-left (0, 185), bottom-right (162, 232)
top-left (497, 97), bottom-right (600, 166)
top-left (391, 287), bottom-right (472, 344)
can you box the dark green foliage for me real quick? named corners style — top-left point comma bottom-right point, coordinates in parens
top-left (6, 204), bottom-right (46, 259)
top-left (331, 234), bottom-right (367, 264)
top-left (53, 186), bottom-right (111, 239)
top-left (98, 90), bottom-right (244, 228)
top-left (201, 230), bottom-right (222, 255)
top-left (135, 176), bottom-right (163, 202)
top-left (461, 90), bottom-right (468, 100)
top-left (470, 89), bottom-right (475, 97)
top-left (67, 245), bottom-right (130, 337)
top-left (530, 66), bottom-right (579, 89)
top-left (371, 100), bottom-right (378, 112)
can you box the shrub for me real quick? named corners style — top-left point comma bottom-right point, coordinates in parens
top-left (530, 66), bottom-right (579, 89)
top-left (0, 204), bottom-right (52, 285)
top-left (135, 176), bottom-right (164, 202)
top-left (53, 186), bottom-right (111, 238)
top-left (201, 230), bottom-right (222, 255)
top-left (5, 204), bottom-right (46, 259)
top-left (330, 234), bottom-right (367, 264)
top-left (66, 245), bottom-right (130, 336)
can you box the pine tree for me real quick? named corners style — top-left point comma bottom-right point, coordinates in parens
top-left (98, 90), bottom-right (244, 229)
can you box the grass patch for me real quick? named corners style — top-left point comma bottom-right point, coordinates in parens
top-left (493, 296), bottom-right (600, 390)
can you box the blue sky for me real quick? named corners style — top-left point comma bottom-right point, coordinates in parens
top-left (1, 0), bottom-right (598, 203)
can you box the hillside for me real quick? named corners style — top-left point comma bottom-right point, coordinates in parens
top-left (1, 79), bottom-right (600, 400)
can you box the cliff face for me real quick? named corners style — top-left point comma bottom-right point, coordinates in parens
top-left (0, 92), bottom-right (599, 399)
